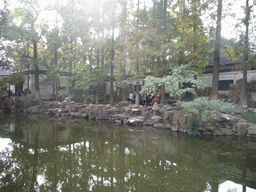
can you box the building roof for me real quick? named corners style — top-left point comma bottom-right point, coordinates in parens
top-left (207, 55), bottom-right (251, 66)
top-left (205, 55), bottom-right (255, 73)
top-left (0, 68), bottom-right (13, 80)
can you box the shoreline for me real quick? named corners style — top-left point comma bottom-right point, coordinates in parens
top-left (1, 99), bottom-right (255, 137)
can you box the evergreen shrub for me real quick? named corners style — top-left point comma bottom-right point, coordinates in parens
top-left (179, 97), bottom-right (235, 121)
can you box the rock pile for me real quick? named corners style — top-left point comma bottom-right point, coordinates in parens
top-left (2, 99), bottom-right (256, 137)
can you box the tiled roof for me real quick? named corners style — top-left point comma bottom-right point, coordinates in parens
top-left (0, 68), bottom-right (13, 77)
top-left (207, 55), bottom-right (249, 66)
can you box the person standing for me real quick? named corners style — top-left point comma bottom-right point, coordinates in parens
top-left (151, 96), bottom-right (160, 106)
top-left (129, 92), bottom-right (134, 100)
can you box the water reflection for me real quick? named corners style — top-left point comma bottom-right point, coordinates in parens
top-left (219, 181), bottom-right (256, 192)
top-left (0, 114), bottom-right (256, 192)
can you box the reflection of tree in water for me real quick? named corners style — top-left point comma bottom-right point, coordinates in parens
top-left (0, 115), bottom-right (256, 191)
top-left (0, 131), bottom-right (40, 191)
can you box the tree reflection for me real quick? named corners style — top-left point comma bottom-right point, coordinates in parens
top-left (0, 115), bottom-right (256, 191)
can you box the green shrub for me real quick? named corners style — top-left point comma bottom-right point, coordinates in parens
top-left (243, 111), bottom-right (256, 123)
top-left (72, 89), bottom-right (84, 102)
top-left (8, 73), bottom-right (25, 86)
top-left (152, 102), bottom-right (159, 110)
top-left (162, 104), bottom-right (171, 108)
top-left (179, 97), bottom-right (235, 121)
top-left (18, 94), bottom-right (37, 109)
top-left (0, 77), bottom-right (8, 96)
top-left (188, 115), bottom-right (199, 135)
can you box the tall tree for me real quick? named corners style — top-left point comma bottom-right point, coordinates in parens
top-left (44, 27), bottom-right (62, 101)
top-left (109, 0), bottom-right (118, 107)
top-left (135, 0), bottom-right (140, 106)
top-left (8, 0), bottom-right (49, 99)
top-left (59, 0), bottom-right (83, 105)
top-left (211, 0), bottom-right (222, 100)
top-left (0, 0), bottom-right (12, 68)
top-left (116, 0), bottom-right (128, 102)
top-left (241, 0), bottom-right (251, 108)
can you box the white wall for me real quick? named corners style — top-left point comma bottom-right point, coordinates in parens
top-left (198, 70), bottom-right (256, 96)
top-left (23, 75), bottom-right (69, 99)
top-left (198, 70), bottom-right (256, 87)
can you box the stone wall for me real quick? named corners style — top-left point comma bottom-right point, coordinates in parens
top-left (6, 100), bottom-right (253, 138)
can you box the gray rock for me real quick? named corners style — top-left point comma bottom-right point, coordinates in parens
top-left (205, 125), bottom-right (216, 132)
top-left (153, 123), bottom-right (165, 129)
top-left (235, 106), bottom-right (244, 114)
top-left (128, 116), bottom-right (144, 125)
top-left (159, 108), bottom-right (167, 114)
top-left (248, 123), bottom-right (256, 135)
top-left (131, 108), bottom-right (140, 115)
top-left (213, 128), bottom-right (224, 136)
top-left (143, 121), bottom-right (153, 126)
top-left (115, 119), bottom-right (123, 123)
top-left (165, 124), bottom-right (172, 129)
top-left (81, 114), bottom-right (88, 119)
top-left (232, 120), bottom-right (248, 135)
top-left (151, 115), bottom-right (163, 123)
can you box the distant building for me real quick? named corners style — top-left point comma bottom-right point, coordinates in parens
top-left (198, 55), bottom-right (256, 96)
top-left (0, 68), bottom-right (69, 99)
top-left (1, 55), bottom-right (255, 102)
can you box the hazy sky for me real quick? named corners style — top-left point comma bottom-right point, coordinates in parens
top-left (0, 0), bottom-right (251, 39)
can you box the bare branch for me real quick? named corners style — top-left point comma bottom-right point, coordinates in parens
top-left (22, 54), bottom-right (34, 61)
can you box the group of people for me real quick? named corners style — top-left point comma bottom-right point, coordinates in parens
top-left (128, 92), bottom-right (160, 106)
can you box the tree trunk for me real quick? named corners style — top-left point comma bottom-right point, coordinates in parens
top-left (135, 81), bottom-right (140, 106)
top-left (110, 22), bottom-right (115, 107)
top-left (102, 83), bottom-right (106, 104)
top-left (53, 82), bottom-right (55, 101)
top-left (26, 65), bottom-right (30, 91)
top-left (161, 84), bottom-right (165, 104)
top-left (241, 0), bottom-right (250, 108)
top-left (33, 39), bottom-right (40, 99)
top-left (135, 0), bottom-right (140, 106)
top-left (160, 0), bottom-right (167, 105)
top-left (121, 0), bottom-right (127, 102)
top-left (211, 0), bottom-right (222, 100)
top-left (83, 90), bottom-right (88, 104)
top-left (110, 81), bottom-right (114, 106)
top-left (122, 88), bottom-right (125, 101)
top-left (96, 8), bottom-right (100, 105)
top-left (101, 11), bottom-right (106, 103)
top-left (55, 81), bottom-right (58, 101)
top-left (54, 47), bottom-right (58, 101)
top-left (96, 85), bottom-right (99, 105)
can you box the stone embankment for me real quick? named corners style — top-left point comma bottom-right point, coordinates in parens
top-left (2, 98), bottom-right (256, 137)
top-left (13, 100), bottom-right (255, 137)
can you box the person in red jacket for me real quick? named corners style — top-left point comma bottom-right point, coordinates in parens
top-left (151, 96), bottom-right (160, 106)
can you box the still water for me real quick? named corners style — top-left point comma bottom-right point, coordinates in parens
top-left (0, 114), bottom-right (256, 192)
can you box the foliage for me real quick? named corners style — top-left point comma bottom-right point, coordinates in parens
top-left (179, 97), bottom-right (235, 121)
top-left (243, 111), bottom-right (256, 124)
top-left (75, 65), bottom-right (107, 91)
top-left (152, 102), bottom-right (159, 110)
top-left (0, 77), bottom-right (8, 96)
top-left (8, 73), bottom-right (25, 86)
top-left (17, 94), bottom-right (37, 109)
top-left (188, 115), bottom-right (199, 136)
top-left (1, 0), bottom-right (254, 106)
top-left (72, 89), bottom-right (84, 102)
top-left (140, 65), bottom-right (206, 97)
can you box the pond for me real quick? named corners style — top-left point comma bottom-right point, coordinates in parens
top-left (0, 114), bottom-right (256, 192)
